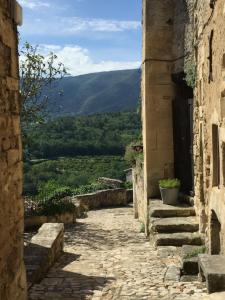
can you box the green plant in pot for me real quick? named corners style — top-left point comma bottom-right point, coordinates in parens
top-left (159, 178), bottom-right (181, 205)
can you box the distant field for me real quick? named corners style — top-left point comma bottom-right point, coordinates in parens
top-left (24, 156), bottom-right (129, 195)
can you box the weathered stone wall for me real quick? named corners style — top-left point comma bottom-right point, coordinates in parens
top-left (25, 212), bottom-right (76, 230)
top-left (0, 1), bottom-right (27, 299)
top-left (143, 0), bottom-right (225, 250)
top-left (133, 162), bottom-right (145, 223)
top-left (193, 0), bottom-right (225, 254)
top-left (73, 189), bottom-right (132, 210)
top-left (142, 0), bottom-right (193, 233)
top-left (142, 0), bottom-right (175, 201)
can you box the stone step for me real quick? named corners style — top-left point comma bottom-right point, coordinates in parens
top-left (154, 232), bottom-right (203, 247)
top-left (151, 217), bottom-right (199, 233)
top-left (199, 255), bottom-right (225, 293)
top-left (180, 275), bottom-right (199, 282)
top-left (181, 245), bottom-right (206, 275)
top-left (150, 200), bottom-right (196, 218)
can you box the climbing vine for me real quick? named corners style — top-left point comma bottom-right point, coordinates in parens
top-left (185, 63), bottom-right (197, 89)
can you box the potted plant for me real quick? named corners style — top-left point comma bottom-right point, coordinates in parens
top-left (159, 178), bottom-right (181, 205)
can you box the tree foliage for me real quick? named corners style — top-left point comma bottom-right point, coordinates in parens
top-left (27, 111), bottom-right (141, 159)
top-left (19, 42), bottom-right (67, 140)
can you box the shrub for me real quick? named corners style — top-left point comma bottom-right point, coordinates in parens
top-left (37, 180), bottom-right (62, 199)
top-left (140, 223), bottom-right (145, 233)
top-left (36, 187), bottom-right (75, 216)
top-left (72, 182), bottom-right (112, 196)
top-left (159, 178), bottom-right (181, 189)
top-left (122, 182), bottom-right (133, 189)
top-left (125, 141), bottom-right (143, 166)
top-left (185, 63), bottom-right (197, 89)
top-left (184, 246), bottom-right (206, 259)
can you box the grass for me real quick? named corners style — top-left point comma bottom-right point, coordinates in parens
top-left (159, 178), bottom-right (181, 189)
top-left (184, 246), bottom-right (206, 259)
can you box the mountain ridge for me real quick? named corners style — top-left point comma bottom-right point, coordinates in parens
top-left (48, 68), bottom-right (141, 116)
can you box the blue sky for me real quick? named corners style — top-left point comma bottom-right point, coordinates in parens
top-left (18, 0), bottom-right (142, 76)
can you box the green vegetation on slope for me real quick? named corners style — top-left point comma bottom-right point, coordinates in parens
top-left (24, 156), bottom-right (129, 195)
top-left (27, 111), bottom-right (141, 159)
top-left (46, 69), bottom-right (141, 116)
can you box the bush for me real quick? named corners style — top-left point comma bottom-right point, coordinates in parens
top-left (124, 141), bottom-right (143, 166)
top-left (159, 178), bottom-right (181, 189)
top-left (122, 182), bottom-right (133, 189)
top-left (184, 246), bottom-right (206, 259)
top-left (36, 187), bottom-right (75, 216)
top-left (73, 182), bottom-right (112, 195)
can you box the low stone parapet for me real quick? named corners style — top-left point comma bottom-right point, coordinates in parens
top-left (73, 188), bottom-right (132, 210)
top-left (25, 212), bottom-right (76, 229)
top-left (24, 223), bottom-right (64, 289)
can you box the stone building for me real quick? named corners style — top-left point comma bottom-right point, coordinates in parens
top-left (140, 0), bottom-right (225, 252)
top-left (0, 1), bottom-right (26, 299)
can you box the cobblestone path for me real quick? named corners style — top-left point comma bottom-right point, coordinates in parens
top-left (29, 206), bottom-right (208, 300)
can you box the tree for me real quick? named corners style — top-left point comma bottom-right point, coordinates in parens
top-left (19, 42), bottom-right (68, 156)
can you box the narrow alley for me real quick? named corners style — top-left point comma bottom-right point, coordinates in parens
top-left (29, 206), bottom-right (208, 300)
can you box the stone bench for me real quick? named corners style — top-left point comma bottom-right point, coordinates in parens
top-left (199, 255), bottom-right (225, 293)
top-left (24, 223), bottom-right (64, 289)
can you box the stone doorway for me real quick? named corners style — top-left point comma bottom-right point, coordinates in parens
top-left (172, 74), bottom-right (194, 195)
top-left (210, 210), bottom-right (221, 255)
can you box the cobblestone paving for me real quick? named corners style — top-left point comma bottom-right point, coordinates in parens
top-left (29, 206), bottom-right (208, 300)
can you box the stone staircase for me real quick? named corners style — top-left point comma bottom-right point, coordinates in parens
top-left (149, 200), bottom-right (225, 293)
top-left (150, 200), bottom-right (203, 248)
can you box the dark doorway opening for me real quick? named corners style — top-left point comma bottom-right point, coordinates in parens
top-left (172, 72), bottom-right (194, 195)
top-left (210, 210), bottom-right (221, 255)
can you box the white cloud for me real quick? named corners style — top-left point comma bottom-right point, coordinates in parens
top-left (20, 16), bottom-right (141, 36)
top-left (37, 44), bottom-right (141, 76)
top-left (19, 0), bottom-right (50, 9)
top-left (64, 18), bottom-right (141, 33)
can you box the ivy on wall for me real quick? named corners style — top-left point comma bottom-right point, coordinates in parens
top-left (185, 63), bottom-right (197, 89)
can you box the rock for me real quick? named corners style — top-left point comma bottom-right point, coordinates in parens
top-left (98, 177), bottom-right (123, 188)
top-left (199, 255), bottom-right (225, 293)
top-left (164, 265), bottom-right (180, 282)
top-left (181, 245), bottom-right (205, 275)
top-left (25, 223), bottom-right (64, 287)
top-left (180, 275), bottom-right (199, 282)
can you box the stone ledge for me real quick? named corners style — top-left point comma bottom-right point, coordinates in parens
top-left (73, 188), bottom-right (132, 210)
top-left (25, 212), bottom-right (76, 230)
top-left (24, 223), bottom-right (64, 289)
top-left (199, 255), bottom-right (225, 294)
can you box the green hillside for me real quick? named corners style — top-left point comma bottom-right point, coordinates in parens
top-left (48, 69), bottom-right (141, 116)
top-left (28, 111), bottom-right (141, 159)
top-left (24, 111), bottom-right (141, 195)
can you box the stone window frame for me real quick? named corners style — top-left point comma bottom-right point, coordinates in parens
top-left (212, 124), bottom-right (220, 187)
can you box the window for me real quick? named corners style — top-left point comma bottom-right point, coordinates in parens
top-left (222, 143), bottom-right (225, 186)
top-left (212, 124), bottom-right (220, 186)
top-left (210, 210), bottom-right (221, 255)
top-left (222, 54), bottom-right (225, 69)
top-left (208, 30), bottom-right (214, 83)
top-left (220, 90), bottom-right (225, 119)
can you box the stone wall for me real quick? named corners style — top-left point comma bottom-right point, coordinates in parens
top-left (193, 0), bottom-right (225, 254)
top-left (25, 212), bottom-right (76, 230)
top-left (0, 1), bottom-right (27, 299)
top-left (133, 162), bottom-right (146, 224)
top-left (143, 0), bottom-right (225, 250)
top-left (142, 0), bottom-right (196, 199)
top-left (73, 189), bottom-right (132, 210)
